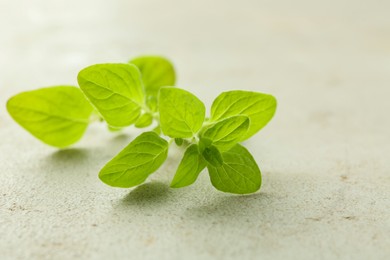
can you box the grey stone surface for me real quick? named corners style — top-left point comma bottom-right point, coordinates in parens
top-left (1, 0), bottom-right (389, 259)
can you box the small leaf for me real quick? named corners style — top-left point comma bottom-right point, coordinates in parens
top-left (108, 125), bottom-right (123, 132)
top-left (6, 86), bottom-right (93, 148)
top-left (135, 113), bottom-right (153, 128)
top-left (159, 87), bottom-right (205, 138)
top-left (201, 115), bottom-right (249, 151)
top-left (130, 55), bottom-right (176, 97)
top-left (153, 125), bottom-right (162, 135)
top-left (210, 91), bottom-right (277, 140)
top-left (77, 63), bottom-right (144, 127)
top-left (207, 144), bottom-right (261, 194)
top-left (174, 138), bottom-right (184, 146)
top-left (198, 137), bottom-right (212, 153)
top-left (146, 96), bottom-right (158, 112)
top-left (202, 145), bottom-right (223, 167)
top-left (171, 144), bottom-right (206, 188)
top-left (99, 131), bottom-right (168, 188)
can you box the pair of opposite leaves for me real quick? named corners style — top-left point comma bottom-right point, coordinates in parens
top-left (7, 56), bottom-right (277, 194)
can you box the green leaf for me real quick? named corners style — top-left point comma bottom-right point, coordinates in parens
top-left (171, 144), bottom-right (206, 188)
top-left (174, 138), bottom-right (184, 146)
top-left (201, 115), bottom-right (249, 151)
top-left (159, 87), bottom-right (205, 138)
top-left (134, 113), bottom-right (153, 128)
top-left (108, 125), bottom-right (123, 132)
top-left (146, 96), bottom-right (158, 112)
top-left (77, 63), bottom-right (145, 127)
top-left (6, 86), bottom-right (93, 148)
top-left (207, 144), bottom-right (261, 194)
top-left (202, 145), bottom-right (223, 167)
top-left (99, 131), bottom-right (168, 188)
top-left (153, 125), bottom-right (161, 135)
top-left (130, 55), bottom-right (175, 97)
top-left (210, 91), bottom-right (277, 140)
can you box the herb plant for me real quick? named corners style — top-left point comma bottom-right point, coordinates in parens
top-left (6, 55), bottom-right (277, 194)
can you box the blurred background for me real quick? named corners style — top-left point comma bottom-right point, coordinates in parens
top-left (1, 0), bottom-right (389, 259)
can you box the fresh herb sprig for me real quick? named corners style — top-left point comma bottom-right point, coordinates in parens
top-left (6, 55), bottom-right (277, 194)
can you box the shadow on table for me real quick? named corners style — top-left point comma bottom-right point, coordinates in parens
top-left (108, 133), bottom-right (133, 149)
top-left (119, 181), bottom-right (172, 207)
top-left (116, 178), bottom-right (277, 220)
top-left (49, 148), bottom-right (90, 164)
top-left (185, 192), bottom-right (275, 220)
top-left (44, 133), bottom-right (133, 172)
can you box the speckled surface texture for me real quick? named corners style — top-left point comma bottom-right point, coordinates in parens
top-left (1, 0), bottom-right (389, 259)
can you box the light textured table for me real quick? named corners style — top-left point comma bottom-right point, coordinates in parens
top-left (1, 0), bottom-right (389, 259)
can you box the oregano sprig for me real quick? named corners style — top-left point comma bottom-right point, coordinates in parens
top-left (6, 55), bottom-right (277, 194)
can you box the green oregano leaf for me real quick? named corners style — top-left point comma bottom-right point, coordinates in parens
top-left (134, 113), bottom-right (153, 128)
top-left (207, 144), bottom-right (261, 194)
top-left (146, 96), bottom-right (158, 112)
top-left (77, 63), bottom-right (145, 127)
top-left (130, 55), bottom-right (176, 97)
top-left (174, 138), bottom-right (184, 146)
top-left (6, 86), bottom-right (93, 148)
top-left (202, 145), bottom-right (223, 167)
top-left (201, 115), bottom-right (249, 151)
top-left (159, 87), bottom-right (205, 138)
top-left (171, 144), bottom-right (206, 188)
top-left (153, 125), bottom-right (161, 135)
top-left (210, 91), bottom-right (277, 140)
top-left (108, 125), bottom-right (123, 132)
top-left (99, 131), bottom-right (168, 188)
